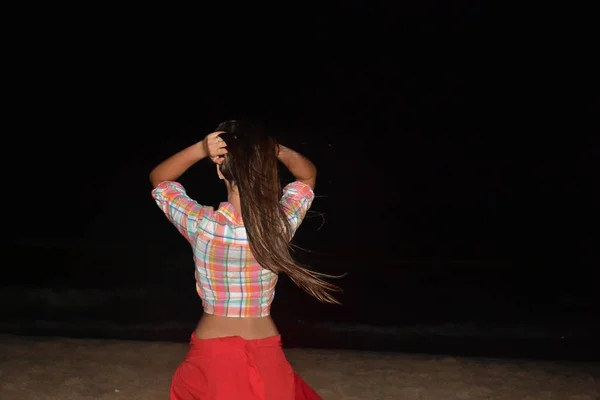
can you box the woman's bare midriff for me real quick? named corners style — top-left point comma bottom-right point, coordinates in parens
top-left (194, 313), bottom-right (280, 340)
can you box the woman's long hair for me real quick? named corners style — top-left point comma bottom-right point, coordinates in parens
top-left (217, 120), bottom-right (342, 304)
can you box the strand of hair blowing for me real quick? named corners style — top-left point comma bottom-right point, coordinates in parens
top-left (220, 134), bottom-right (342, 304)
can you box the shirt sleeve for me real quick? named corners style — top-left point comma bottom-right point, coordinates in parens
top-left (152, 181), bottom-right (211, 244)
top-left (280, 181), bottom-right (315, 237)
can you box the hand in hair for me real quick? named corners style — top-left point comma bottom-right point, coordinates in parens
top-left (203, 131), bottom-right (228, 164)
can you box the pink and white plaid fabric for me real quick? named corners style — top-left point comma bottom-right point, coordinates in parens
top-left (152, 180), bottom-right (314, 318)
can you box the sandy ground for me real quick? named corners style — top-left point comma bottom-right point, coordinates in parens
top-left (0, 335), bottom-right (598, 400)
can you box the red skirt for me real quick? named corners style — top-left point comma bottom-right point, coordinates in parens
top-left (170, 334), bottom-right (322, 400)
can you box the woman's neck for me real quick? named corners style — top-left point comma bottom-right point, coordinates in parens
top-left (227, 191), bottom-right (241, 214)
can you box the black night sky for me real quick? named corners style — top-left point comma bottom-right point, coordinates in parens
top-left (2, 2), bottom-right (598, 361)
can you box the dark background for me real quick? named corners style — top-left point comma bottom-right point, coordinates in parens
top-left (2, 3), bottom-right (598, 361)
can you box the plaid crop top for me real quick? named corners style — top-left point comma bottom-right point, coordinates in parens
top-left (152, 180), bottom-right (315, 318)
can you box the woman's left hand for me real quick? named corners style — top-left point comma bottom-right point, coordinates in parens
top-left (203, 131), bottom-right (228, 164)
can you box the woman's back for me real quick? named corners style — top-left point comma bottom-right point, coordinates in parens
top-left (152, 180), bottom-right (315, 339)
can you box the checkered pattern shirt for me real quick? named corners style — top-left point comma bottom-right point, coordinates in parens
top-left (152, 180), bottom-right (314, 318)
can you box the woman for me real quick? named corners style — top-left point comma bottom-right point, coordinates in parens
top-left (150, 120), bottom-right (341, 399)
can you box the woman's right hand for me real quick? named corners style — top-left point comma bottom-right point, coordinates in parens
top-left (203, 131), bottom-right (228, 164)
